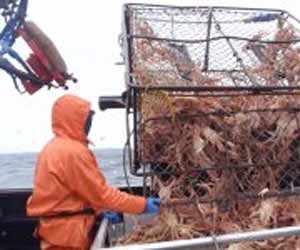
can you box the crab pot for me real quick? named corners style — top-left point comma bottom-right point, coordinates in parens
top-left (122, 4), bottom-right (300, 173)
top-left (118, 3), bottom-right (300, 245)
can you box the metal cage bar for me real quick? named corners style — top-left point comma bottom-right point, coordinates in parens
top-left (100, 225), bottom-right (300, 250)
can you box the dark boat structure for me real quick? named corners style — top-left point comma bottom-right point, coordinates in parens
top-left (0, 189), bottom-right (38, 250)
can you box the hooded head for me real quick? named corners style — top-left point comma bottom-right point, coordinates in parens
top-left (52, 94), bottom-right (93, 142)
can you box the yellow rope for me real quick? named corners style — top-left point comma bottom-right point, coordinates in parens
top-left (141, 90), bottom-right (176, 122)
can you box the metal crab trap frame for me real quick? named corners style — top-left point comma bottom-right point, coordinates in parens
top-left (97, 3), bottom-right (300, 249)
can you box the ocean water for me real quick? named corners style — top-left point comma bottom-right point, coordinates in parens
top-left (0, 148), bottom-right (142, 189)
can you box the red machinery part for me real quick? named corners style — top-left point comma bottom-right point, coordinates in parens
top-left (21, 54), bottom-right (52, 94)
top-left (18, 21), bottom-right (70, 93)
top-left (21, 79), bottom-right (43, 95)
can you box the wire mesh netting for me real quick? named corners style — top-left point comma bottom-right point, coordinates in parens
top-left (125, 4), bottom-right (300, 88)
top-left (123, 4), bottom-right (300, 199)
top-left (138, 94), bottom-right (300, 199)
top-left (120, 4), bottom-right (300, 247)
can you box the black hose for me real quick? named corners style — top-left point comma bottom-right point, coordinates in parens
top-left (0, 58), bottom-right (47, 86)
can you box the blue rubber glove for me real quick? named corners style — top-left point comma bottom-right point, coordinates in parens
top-left (144, 197), bottom-right (160, 214)
top-left (102, 211), bottom-right (123, 224)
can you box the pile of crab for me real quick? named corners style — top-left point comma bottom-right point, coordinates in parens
top-left (118, 21), bottom-right (300, 249)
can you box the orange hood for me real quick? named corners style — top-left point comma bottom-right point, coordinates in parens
top-left (52, 94), bottom-right (91, 143)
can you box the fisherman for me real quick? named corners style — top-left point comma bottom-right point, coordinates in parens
top-left (27, 94), bottom-right (160, 250)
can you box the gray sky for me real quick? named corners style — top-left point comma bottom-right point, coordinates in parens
top-left (0, 0), bottom-right (292, 153)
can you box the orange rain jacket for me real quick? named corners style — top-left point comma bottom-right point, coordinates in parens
top-left (27, 94), bottom-right (146, 248)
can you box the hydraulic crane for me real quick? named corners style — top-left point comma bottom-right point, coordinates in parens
top-left (0, 0), bottom-right (76, 95)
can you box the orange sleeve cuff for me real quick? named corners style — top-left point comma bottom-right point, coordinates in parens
top-left (131, 196), bottom-right (147, 214)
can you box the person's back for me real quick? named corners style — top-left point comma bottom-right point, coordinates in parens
top-left (27, 94), bottom-right (158, 250)
top-left (28, 137), bottom-right (97, 248)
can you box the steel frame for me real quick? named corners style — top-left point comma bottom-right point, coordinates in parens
top-left (121, 4), bottom-right (300, 176)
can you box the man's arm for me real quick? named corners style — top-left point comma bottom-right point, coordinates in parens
top-left (67, 147), bottom-right (146, 214)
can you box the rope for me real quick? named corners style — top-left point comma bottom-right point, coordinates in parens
top-left (141, 90), bottom-right (176, 122)
top-left (211, 233), bottom-right (222, 250)
top-left (122, 142), bottom-right (133, 194)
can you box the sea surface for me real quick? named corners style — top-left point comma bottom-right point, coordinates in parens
top-left (0, 148), bottom-right (142, 189)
